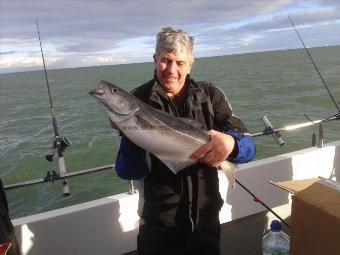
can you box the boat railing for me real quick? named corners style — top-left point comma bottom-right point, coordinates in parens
top-left (3, 115), bottom-right (339, 192)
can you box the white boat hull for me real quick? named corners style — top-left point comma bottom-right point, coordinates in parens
top-left (13, 140), bottom-right (340, 255)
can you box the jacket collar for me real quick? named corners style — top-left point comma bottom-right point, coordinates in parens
top-left (148, 73), bottom-right (206, 106)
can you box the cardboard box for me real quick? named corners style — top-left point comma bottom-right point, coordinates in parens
top-left (273, 178), bottom-right (340, 255)
top-left (271, 178), bottom-right (320, 194)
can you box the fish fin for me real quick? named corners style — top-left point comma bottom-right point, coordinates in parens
top-left (160, 158), bottom-right (197, 174)
top-left (218, 161), bottom-right (238, 188)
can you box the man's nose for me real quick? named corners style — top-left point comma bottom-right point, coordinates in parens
top-left (166, 61), bottom-right (177, 74)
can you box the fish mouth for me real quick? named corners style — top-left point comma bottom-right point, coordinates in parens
top-left (89, 88), bottom-right (138, 120)
top-left (89, 88), bottom-right (104, 96)
top-left (89, 80), bottom-right (109, 96)
top-left (90, 80), bottom-right (139, 122)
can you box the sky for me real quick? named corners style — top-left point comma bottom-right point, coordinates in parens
top-left (1, 0), bottom-right (340, 73)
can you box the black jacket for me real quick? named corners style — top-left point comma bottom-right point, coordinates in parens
top-left (131, 77), bottom-right (248, 233)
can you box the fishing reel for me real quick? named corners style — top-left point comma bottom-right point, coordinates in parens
top-left (45, 137), bottom-right (71, 162)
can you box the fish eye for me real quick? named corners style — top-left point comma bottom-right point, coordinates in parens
top-left (111, 88), bottom-right (118, 93)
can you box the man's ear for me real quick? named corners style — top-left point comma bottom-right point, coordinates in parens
top-left (188, 60), bottom-right (194, 74)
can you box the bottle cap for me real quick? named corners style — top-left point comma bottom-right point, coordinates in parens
top-left (270, 220), bottom-right (282, 231)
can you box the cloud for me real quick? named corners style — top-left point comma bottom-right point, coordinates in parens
top-left (0, 50), bottom-right (17, 55)
top-left (0, 54), bottom-right (57, 69)
top-left (1, 0), bottom-right (339, 73)
top-left (0, 1), bottom-right (298, 46)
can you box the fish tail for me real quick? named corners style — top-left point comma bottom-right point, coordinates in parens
top-left (219, 161), bottom-right (238, 188)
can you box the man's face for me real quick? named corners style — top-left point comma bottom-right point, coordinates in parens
top-left (154, 50), bottom-right (193, 96)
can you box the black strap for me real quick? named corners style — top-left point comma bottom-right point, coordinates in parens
top-left (189, 169), bottom-right (199, 230)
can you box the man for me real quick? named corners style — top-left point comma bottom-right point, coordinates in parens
top-left (114, 27), bottom-right (256, 255)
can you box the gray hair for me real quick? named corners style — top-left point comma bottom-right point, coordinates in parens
top-left (154, 27), bottom-right (194, 62)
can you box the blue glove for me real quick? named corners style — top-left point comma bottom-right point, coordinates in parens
top-left (115, 136), bottom-right (149, 180)
top-left (226, 130), bottom-right (256, 163)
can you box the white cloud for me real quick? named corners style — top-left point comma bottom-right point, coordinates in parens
top-left (96, 56), bottom-right (114, 63)
top-left (240, 34), bottom-right (263, 47)
top-left (0, 0), bottom-right (339, 73)
top-left (0, 54), bottom-right (58, 69)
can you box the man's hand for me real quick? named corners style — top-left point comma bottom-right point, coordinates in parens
top-left (190, 130), bottom-right (235, 167)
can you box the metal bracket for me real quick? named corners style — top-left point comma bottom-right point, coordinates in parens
top-left (43, 170), bottom-right (61, 182)
top-left (261, 116), bottom-right (285, 146)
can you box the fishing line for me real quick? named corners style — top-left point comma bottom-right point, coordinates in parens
top-left (36, 21), bottom-right (54, 115)
top-left (288, 16), bottom-right (340, 114)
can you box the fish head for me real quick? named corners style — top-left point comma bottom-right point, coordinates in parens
top-left (89, 80), bottom-right (139, 123)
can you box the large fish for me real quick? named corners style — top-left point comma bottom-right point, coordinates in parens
top-left (89, 80), bottom-right (237, 185)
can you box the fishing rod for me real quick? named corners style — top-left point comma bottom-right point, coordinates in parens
top-left (288, 16), bottom-right (340, 114)
top-left (236, 18), bottom-right (340, 228)
top-left (248, 18), bottom-right (340, 146)
top-left (238, 113), bottom-right (340, 226)
top-left (36, 20), bottom-right (71, 196)
top-left (235, 179), bottom-right (290, 228)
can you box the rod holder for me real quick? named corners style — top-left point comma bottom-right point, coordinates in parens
top-left (128, 180), bottom-right (135, 194)
top-left (261, 116), bottom-right (285, 146)
top-left (318, 122), bottom-right (324, 148)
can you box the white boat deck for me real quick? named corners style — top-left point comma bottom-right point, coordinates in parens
top-left (13, 140), bottom-right (340, 255)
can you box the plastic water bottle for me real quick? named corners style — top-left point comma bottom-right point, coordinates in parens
top-left (262, 220), bottom-right (290, 255)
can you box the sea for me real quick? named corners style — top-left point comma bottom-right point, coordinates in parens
top-left (1, 46), bottom-right (339, 219)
